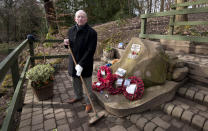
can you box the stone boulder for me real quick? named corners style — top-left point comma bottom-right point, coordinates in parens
top-left (165, 52), bottom-right (189, 81)
top-left (111, 37), bottom-right (169, 87)
top-left (172, 67), bottom-right (189, 82)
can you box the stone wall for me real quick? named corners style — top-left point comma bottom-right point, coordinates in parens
top-left (160, 39), bottom-right (208, 55)
top-left (160, 39), bottom-right (208, 86)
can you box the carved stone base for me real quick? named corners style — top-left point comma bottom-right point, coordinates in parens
top-left (93, 79), bottom-right (187, 117)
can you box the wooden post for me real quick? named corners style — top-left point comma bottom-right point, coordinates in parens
top-left (168, 6), bottom-right (176, 35)
top-left (11, 59), bottom-right (20, 90)
top-left (140, 18), bottom-right (147, 37)
top-left (27, 34), bottom-right (35, 67)
top-left (169, 15), bottom-right (175, 35)
top-left (8, 48), bottom-right (20, 90)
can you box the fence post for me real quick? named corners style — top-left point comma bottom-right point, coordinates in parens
top-left (169, 15), bottom-right (175, 35)
top-left (8, 48), bottom-right (20, 90)
top-left (27, 34), bottom-right (35, 67)
top-left (141, 18), bottom-right (147, 36)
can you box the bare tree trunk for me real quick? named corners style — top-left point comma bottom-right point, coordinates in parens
top-left (175, 0), bottom-right (188, 21)
top-left (6, 13), bottom-right (10, 43)
top-left (160, 0), bottom-right (165, 12)
top-left (128, 0), bottom-right (132, 16)
top-left (149, 0), bottom-right (152, 13)
top-left (44, 0), bottom-right (58, 34)
top-left (154, 0), bottom-right (157, 13)
top-left (166, 0), bottom-right (172, 11)
top-left (13, 7), bottom-right (17, 42)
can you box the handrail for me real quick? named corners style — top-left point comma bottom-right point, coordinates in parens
top-left (33, 55), bottom-right (68, 59)
top-left (43, 39), bottom-right (63, 43)
top-left (1, 57), bottom-right (31, 131)
top-left (0, 39), bottom-right (28, 84)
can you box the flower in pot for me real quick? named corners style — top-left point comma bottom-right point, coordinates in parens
top-left (26, 64), bottom-right (55, 100)
top-left (103, 43), bottom-right (114, 59)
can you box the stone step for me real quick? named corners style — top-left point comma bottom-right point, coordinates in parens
top-left (161, 96), bottom-right (208, 131)
top-left (177, 83), bottom-right (208, 107)
top-left (128, 109), bottom-right (198, 131)
top-left (177, 53), bottom-right (208, 86)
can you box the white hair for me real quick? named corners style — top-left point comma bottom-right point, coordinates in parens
top-left (75, 10), bottom-right (87, 18)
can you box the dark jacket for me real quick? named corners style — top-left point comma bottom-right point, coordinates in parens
top-left (67, 24), bottom-right (97, 77)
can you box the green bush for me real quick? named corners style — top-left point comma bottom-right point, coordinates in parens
top-left (26, 64), bottom-right (55, 88)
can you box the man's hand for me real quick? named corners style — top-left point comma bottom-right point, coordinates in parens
top-left (75, 64), bottom-right (83, 76)
top-left (64, 39), bottom-right (69, 48)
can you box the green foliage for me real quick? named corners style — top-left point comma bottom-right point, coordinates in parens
top-left (50, 58), bottom-right (63, 65)
top-left (35, 52), bottom-right (49, 57)
top-left (54, 0), bottom-right (74, 27)
top-left (43, 33), bottom-right (56, 48)
top-left (0, 0), bottom-right (46, 42)
top-left (1, 74), bottom-right (13, 88)
top-left (0, 74), bottom-right (12, 96)
top-left (54, 0), bottom-right (134, 26)
top-left (104, 43), bottom-right (113, 52)
top-left (26, 64), bottom-right (55, 88)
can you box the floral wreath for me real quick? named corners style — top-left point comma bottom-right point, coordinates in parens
top-left (93, 66), bottom-right (145, 100)
top-left (107, 74), bottom-right (124, 95)
top-left (97, 66), bottom-right (114, 85)
top-left (92, 82), bottom-right (106, 92)
top-left (93, 66), bottom-right (114, 91)
top-left (123, 76), bottom-right (144, 101)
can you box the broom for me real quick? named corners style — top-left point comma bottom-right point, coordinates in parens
top-left (67, 43), bottom-right (105, 124)
top-left (54, 9), bottom-right (105, 123)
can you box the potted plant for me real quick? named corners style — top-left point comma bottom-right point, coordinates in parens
top-left (26, 64), bottom-right (55, 100)
top-left (103, 43), bottom-right (114, 59)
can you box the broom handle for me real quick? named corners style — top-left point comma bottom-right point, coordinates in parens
top-left (68, 46), bottom-right (97, 114)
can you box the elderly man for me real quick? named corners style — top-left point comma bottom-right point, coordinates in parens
top-left (64, 10), bottom-right (97, 113)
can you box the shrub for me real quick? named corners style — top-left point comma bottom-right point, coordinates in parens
top-left (26, 64), bottom-right (55, 88)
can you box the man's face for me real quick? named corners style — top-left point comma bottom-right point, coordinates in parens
top-left (75, 12), bottom-right (88, 26)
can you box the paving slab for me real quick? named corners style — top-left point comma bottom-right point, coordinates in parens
top-left (162, 96), bottom-right (208, 130)
top-left (17, 71), bottom-right (198, 131)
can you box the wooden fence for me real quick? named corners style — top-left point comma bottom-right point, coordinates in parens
top-left (0, 36), bottom-right (66, 131)
top-left (140, 0), bottom-right (208, 43)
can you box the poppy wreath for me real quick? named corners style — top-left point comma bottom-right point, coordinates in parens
top-left (92, 82), bottom-right (106, 92)
top-left (97, 66), bottom-right (113, 83)
top-left (93, 66), bottom-right (114, 91)
top-left (107, 86), bottom-right (124, 95)
top-left (107, 74), bottom-right (125, 95)
top-left (123, 76), bottom-right (144, 101)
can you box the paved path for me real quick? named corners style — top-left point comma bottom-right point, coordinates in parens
top-left (18, 71), bottom-right (202, 131)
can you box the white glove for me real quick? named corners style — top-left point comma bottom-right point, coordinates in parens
top-left (75, 64), bottom-right (83, 76)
